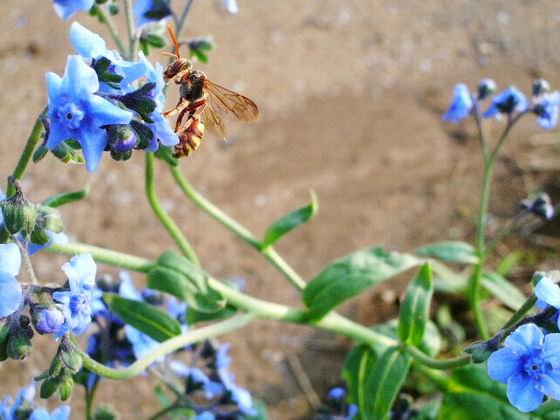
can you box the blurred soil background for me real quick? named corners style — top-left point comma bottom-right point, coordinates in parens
top-left (2, 0), bottom-right (560, 418)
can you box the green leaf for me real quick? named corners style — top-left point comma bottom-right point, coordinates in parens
top-left (430, 260), bottom-right (467, 294)
top-left (481, 272), bottom-right (527, 311)
top-left (342, 344), bottom-right (378, 407)
top-left (398, 264), bottom-right (434, 346)
top-left (105, 295), bottom-right (181, 342)
top-left (147, 251), bottom-right (225, 313)
top-left (303, 247), bottom-right (421, 320)
top-left (374, 319), bottom-right (442, 357)
top-left (365, 346), bottom-right (411, 420)
top-left (439, 364), bottom-right (560, 420)
top-left (415, 241), bottom-right (478, 264)
top-left (261, 191), bottom-right (318, 250)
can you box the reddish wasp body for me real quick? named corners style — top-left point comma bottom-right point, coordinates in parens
top-left (162, 25), bottom-right (259, 157)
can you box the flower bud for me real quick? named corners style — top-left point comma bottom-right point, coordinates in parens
top-left (7, 327), bottom-right (32, 360)
top-left (31, 304), bottom-right (65, 335)
top-left (32, 143), bottom-right (49, 163)
top-left (60, 348), bottom-right (83, 374)
top-left (478, 78), bottom-right (496, 100)
top-left (120, 83), bottom-right (157, 122)
top-left (521, 192), bottom-right (554, 221)
top-left (108, 125), bottom-right (137, 161)
top-left (533, 78), bottom-right (550, 97)
top-left (30, 227), bottom-right (51, 246)
top-left (464, 338), bottom-right (499, 363)
top-left (40, 377), bottom-right (59, 399)
top-left (38, 206), bottom-right (64, 233)
top-left (59, 374), bottom-right (74, 401)
top-left (51, 142), bottom-right (85, 164)
top-left (1, 179), bottom-right (38, 236)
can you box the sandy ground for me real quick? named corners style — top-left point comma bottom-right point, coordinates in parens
top-left (2, 0), bottom-right (560, 418)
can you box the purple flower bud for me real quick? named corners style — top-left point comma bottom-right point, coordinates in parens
top-left (32, 306), bottom-right (65, 335)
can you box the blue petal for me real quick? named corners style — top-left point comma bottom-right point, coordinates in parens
top-left (487, 348), bottom-right (519, 383)
top-left (87, 95), bottom-right (133, 127)
top-left (195, 412), bottom-right (216, 420)
top-left (70, 22), bottom-right (109, 60)
top-left (62, 55), bottom-right (99, 98)
top-left (61, 253), bottom-right (97, 292)
top-left (504, 324), bottom-right (544, 356)
top-left (507, 373), bottom-right (544, 412)
top-left (53, 0), bottom-right (94, 20)
top-left (535, 277), bottom-right (560, 309)
top-left (118, 272), bottom-right (142, 301)
top-left (50, 405), bottom-right (71, 420)
top-left (442, 83), bottom-right (474, 123)
top-left (0, 243), bottom-right (21, 276)
top-left (0, 272), bottom-right (22, 318)
top-left (80, 127), bottom-right (109, 172)
top-left (538, 371), bottom-right (560, 400)
top-left (29, 409), bottom-right (50, 420)
top-left (543, 333), bottom-right (560, 366)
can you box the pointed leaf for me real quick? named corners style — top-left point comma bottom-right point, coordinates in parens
top-left (261, 191), bottom-right (318, 250)
top-left (303, 246), bottom-right (421, 320)
top-left (481, 272), bottom-right (526, 311)
top-left (398, 263), bottom-right (434, 346)
top-left (105, 295), bottom-right (181, 342)
top-left (415, 241), bottom-right (478, 264)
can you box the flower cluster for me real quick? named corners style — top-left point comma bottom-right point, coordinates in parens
top-left (44, 23), bottom-right (178, 172)
top-left (86, 272), bottom-right (257, 418)
top-left (486, 276), bottom-right (560, 412)
top-left (0, 382), bottom-right (70, 420)
top-left (0, 245), bottom-right (96, 362)
top-left (443, 78), bottom-right (560, 130)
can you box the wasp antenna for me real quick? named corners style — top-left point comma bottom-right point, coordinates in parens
top-left (167, 24), bottom-right (181, 59)
top-left (162, 52), bottom-right (178, 58)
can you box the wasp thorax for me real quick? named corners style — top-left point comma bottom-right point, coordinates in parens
top-left (179, 70), bottom-right (206, 102)
top-left (163, 58), bottom-right (193, 82)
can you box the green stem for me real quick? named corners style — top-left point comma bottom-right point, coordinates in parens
top-left (175, 0), bottom-right (195, 35)
top-left (48, 242), bottom-right (156, 273)
top-left (94, 5), bottom-right (127, 57)
top-left (7, 111), bottom-right (45, 196)
top-left (413, 362), bottom-right (451, 391)
top-left (406, 346), bottom-right (471, 370)
top-left (41, 185), bottom-right (90, 208)
top-left (502, 294), bottom-right (537, 331)
top-left (469, 112), bottom-right (527, 340)
top-left (79, 314), bottom-right (255, 380)
top-left (122, 0), bottom-right (137, 60)
top-left (48, 241), bottom-right (398, 349)
top-left (145, 154), bottom-right (200, 265)
top-left (170, 165), bottom-right (306, 290)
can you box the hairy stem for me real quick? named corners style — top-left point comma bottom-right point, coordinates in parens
top-left (122, 0), bottom-right (137, 60)
top-left (170, 165), bottom-right (306, 290)
top-left (406, 346), bottom-right (471, 370)
top-left (94, 5), bottom-right (127, 57)
top-left (145, 153), bottom-right (200, 265)
top-left (78, 314), bottom-right (255, 380)
top-left (7, 110), bottom-right (46, 196)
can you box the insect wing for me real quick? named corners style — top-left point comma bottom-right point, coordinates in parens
top-left (205, 80), bottom-right (259, 122)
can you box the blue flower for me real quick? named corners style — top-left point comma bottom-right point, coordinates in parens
top-left (484, 87), bottom-right (528, 119)
top-left (534, 91), bottom-right (560, 130)
top-left (131, 53), bottom-right (179, 150)
top-left (53, 254), bottom-right (97, 336)
top-left (0, 243), bottom-right (23, 318)
top-left (46, 55), bottom-right (133, 171)
top-left (124, 325), bottom-right (159, 359)
top-left (442, 84), bottom-right (474, 123)
top-left (215, 344), bottom-right (255, 415)
top-left (134, 0), bottom-right (173, 28)
top-left (328, 387), bottom-right (346, 400)
top-left (522, 193), bottom-right (554, 221)
top-left (487, 323), bottom-right (560, 412)
top-left (170, 361), bottom-right (223, 399)
top-left (70, 23), bottom-right (145, 89)
top-left (535, 276), bottom-right (560, 323)
top-left (52, 0), bottom-right (94, 20)
top-left (195, 412), bottom-right (216, 420)
top-left (29, 406), bottom-right (71, 420)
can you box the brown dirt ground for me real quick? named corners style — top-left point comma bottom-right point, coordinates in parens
top-left (2, 0), bottom-right (560, 418)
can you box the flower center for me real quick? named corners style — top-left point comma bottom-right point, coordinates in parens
top-left (523, 355), bottom-right (552, 378)
top-left (57, 102), bottom-right (85, 130)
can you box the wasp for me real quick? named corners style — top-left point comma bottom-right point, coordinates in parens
top-left (162, 25), bottom-right (259, 158)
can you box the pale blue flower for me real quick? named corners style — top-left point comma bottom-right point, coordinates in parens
top-left (53, 0), bottom-right (94, 20)
top-left (195, 412), bottom-right (216, 420)
top-left (535, 91), bottom-right (560, 130)
top-left (442, 83), bottom-right (474, 123)
top-left (487, 324), bottom-right (560, 412)
top-left (170, 361), bottom-right (223, 399)
top-left (0, 383), bottom-right (70, 420)
top-left (124, 325), bottom-right (159, 359)
top-left (215, 344), bottom-right (255, 415)
top-left (53, 254), bottom-right (97, 336)
top-left (28, 231), bottom-right (69, 256)
top-left (46, 55), bottom-right (133, 171)
top-left (223, 0), bottom-right (239, 14)
top-left (484, 86), bottom-right (528, 118)
top-left (0, 243), bottom-right (23, 318)
top-left (29, 406), bottom-right (71, 420)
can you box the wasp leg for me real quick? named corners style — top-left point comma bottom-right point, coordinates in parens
top-left (163, 99), bottom-right (188, 118)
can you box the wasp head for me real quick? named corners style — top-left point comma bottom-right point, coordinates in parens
top-left (163, 58), bottom-right (193, 82)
